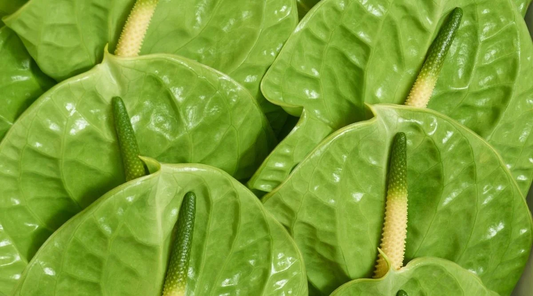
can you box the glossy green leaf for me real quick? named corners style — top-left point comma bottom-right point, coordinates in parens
top-left (515, 0), bottom-right (532, 16)
top-left (254, 0), bottom-right (533, 195)
top-left (142, 0), bottom-right (298, 134)
top-left (0, 52), bottom-right (274, 295)
top-left (3, 0), bottom-right (136, 80)
top-left (331, 257), bottom-right (498, 296)
top-left (0, 26), bottom-right (54, 141)
top-left (11, 160), bottom-right (308, 296)
top-left (5, 0), bottom-right (298, 134)
top-left (263, 105), bottom-right (533, 295)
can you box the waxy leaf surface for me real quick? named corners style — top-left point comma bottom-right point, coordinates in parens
top-left (0, 52), bottom-right (273, 295)
top-left (515, 0), bottom-right (532, 15)
top-left (5, 0), bottom-right (298, 133)
top-left (0, 26), bottom-right (54, 141)
top-left (331, 257), bottom-right (498, 296)
top-left (3, 0), bottom-right (135, 80)
top-left (12, 160), bottom-right (308, 296)
top-left (253, 0), bottom-right (533, 195)
top-left (263, 105), bottom-right (532, 295)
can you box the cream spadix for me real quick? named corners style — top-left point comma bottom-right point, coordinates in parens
top-left (374, 132), bottom-right (408, 278)
top-left (115, 0), bottom-right (159, 57)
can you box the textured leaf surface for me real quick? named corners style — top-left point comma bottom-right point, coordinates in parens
top-left (0, 27), bottom-right (54, 141)
top-left (3, 0), bottom-right (136, 80)
top-left (299, 0), bottom-right (525, 18)
top-left (331, 257), bottom-right (498, 296)
top-left (263, 105), bottom-right (533, 295)
top-left (0, 52), bottom-right (273, 295)
top-left (255, 0), bottom-right (533, 195)
top-left (12, 160), bottom-right (308, 296)
top-left (142, 0), bottom-right (298, 133)
top-left (5, 0), bottom-right (298, 133)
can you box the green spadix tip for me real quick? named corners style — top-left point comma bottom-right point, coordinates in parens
top-left (112, 96), bottom-right (147, 181)
top-left (405, 8), bottom-right (463, 108)
top-left (162, 192), bottom-right (197, 296)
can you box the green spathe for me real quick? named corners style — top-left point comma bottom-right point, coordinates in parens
top-left (11, 160), bottom-right (308, 296)
top-left (0, 51), bottom-right (274, 295)
top-left (262, 104), bottom-right (532, 295)
top-left (331, 255), bottom-right (498, 296)
top-left (254, 0), bottom-right (533, 195)
top-left (4, 0), bottom-right (298, 133)
top-left (296, 0), bottom-right (532, 18)
top-left (0, 26), bottom-right (54, 141)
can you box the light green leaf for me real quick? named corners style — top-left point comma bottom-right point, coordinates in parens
top-left (263, 105), bottom-right (533, 295)
top-left (142, 0), bottom-right (298, 134)
top-left (0, 52), bottom-right (274, 295)
top-left (254, 0), bottom-right (533, 195)
top-left (515, 0), bottom-right (532, 16)
top-left (0, 26), bottom-right (54, 141)
top-left (331, 257), bottom-right (498, 296)
top-left (12, 160), bottom-right (308, 296)
top-left (5, 0), bottom-right (298, 134)
top-left (3, 0), bottom-right (136, 80)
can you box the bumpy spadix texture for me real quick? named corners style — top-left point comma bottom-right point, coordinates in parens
top-left (162, 192), bottom-right (196, 296)
top-left (115, 0), bottom-right (159, 57)
top-left (404, 8), bottom-right (463, 108)
top-left (112, 96), bottom-right (146, 181)
top-left (374, 133), bottom-right (408, 278)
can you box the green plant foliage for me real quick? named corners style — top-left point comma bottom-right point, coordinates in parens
top-left (0, 51), bottom-right (274, 295)
top-left (515, 0), bottom-right (532, 16)
top-left (4, 0), bottom-right (298, 133)
top-left (3, 0), bottom-right (136, 80)
top-left (11, 159), bottom-right (308, 296)
top-left (263, 105), bottom-right (532, 295)
top-left (331, 257), bottom-right (498, 296)
top-left (253, 0), bottom-right (533, 195)
top-left (0, 26), bottom-right (54, 140)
